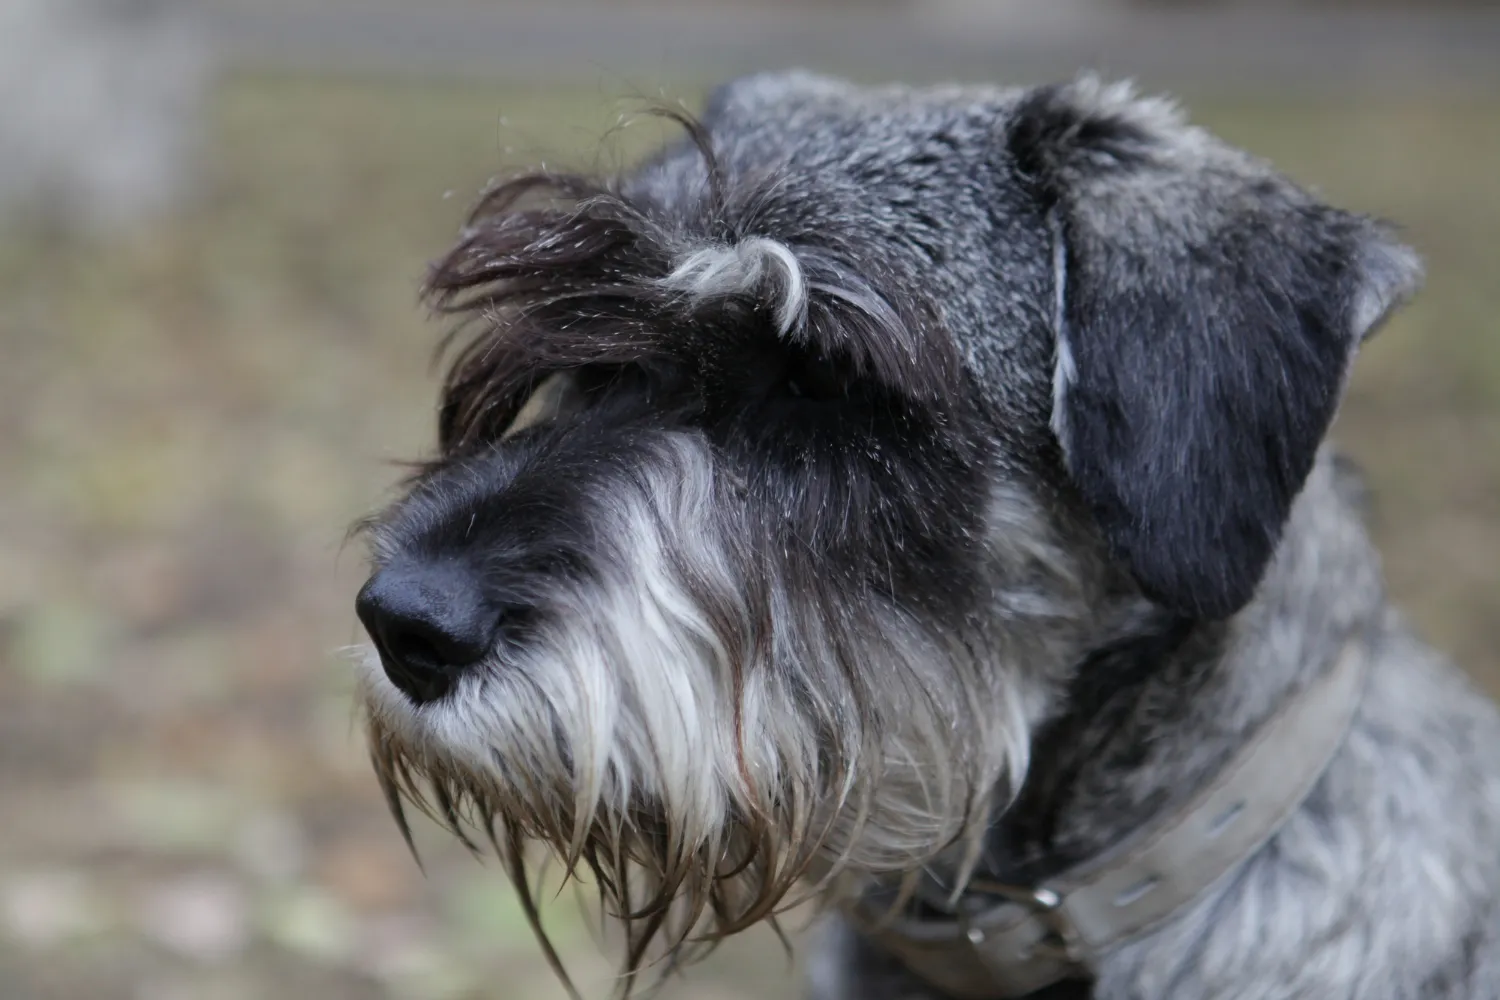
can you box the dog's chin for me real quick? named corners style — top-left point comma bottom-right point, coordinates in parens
top-left (356, 612), bottom-right (1033, 976)
top-left (358, 645), bottom-right (839, 980)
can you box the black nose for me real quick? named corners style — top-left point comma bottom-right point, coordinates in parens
top-left (356, 560), bottom-right (498, 704)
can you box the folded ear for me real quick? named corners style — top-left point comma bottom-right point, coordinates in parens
top-left (1009, 79), bottom-right (1422, 620)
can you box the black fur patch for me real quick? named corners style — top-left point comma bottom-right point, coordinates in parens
top-left (986, 611), bottom-right (1212, 883)
top-left (1008, 85), bottom-right (1156, 208)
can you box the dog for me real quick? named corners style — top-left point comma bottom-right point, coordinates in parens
top-left (351, 72), bottom-right (1500, 999)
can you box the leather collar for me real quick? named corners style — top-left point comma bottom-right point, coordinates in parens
top-left (849, 638), bottom-right (1369, 999)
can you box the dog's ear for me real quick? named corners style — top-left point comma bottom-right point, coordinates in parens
top-left (1009, 79), bottom-right (1422, 619)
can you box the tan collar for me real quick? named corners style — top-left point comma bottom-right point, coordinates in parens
top-left (850, 638), bottom-right (1369, 999)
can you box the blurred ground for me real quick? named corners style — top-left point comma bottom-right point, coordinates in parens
top-left (0, 66), bottom-right (1497, 1000)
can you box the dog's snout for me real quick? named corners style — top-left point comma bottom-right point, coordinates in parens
top-left (356, 561), bottom-right (498, 704)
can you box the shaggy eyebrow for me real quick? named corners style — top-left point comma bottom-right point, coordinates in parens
top-left (423, 143), bottom-right (965, 453)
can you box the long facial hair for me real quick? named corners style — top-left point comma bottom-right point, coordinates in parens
top-left (358, 116), bottom-right (1083, 996)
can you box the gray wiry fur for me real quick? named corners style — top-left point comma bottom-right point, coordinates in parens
top-left (812, 455), bottom-right (1500, 1000)
top-left (352, 71), bottom-right (1500, 1000)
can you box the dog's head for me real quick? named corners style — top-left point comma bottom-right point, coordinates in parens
top-left (353, 73), bottom-right (1419, 983)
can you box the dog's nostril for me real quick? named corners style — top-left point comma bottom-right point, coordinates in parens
top-left (383, 616), bottom-right (484, 673)
top-left (387, 630), bottom-right (441, 670)
top-left (355, 562), bottom-right (499, 705)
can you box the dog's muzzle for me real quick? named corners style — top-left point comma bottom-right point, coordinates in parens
top-left (851, 636), bottom-right (1370, 998)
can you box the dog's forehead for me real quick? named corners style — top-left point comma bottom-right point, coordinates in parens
top-left (629, 72), bottom-right (1052, 369)
top-left (693, 73), bottom-right (1028, 188)
top-left (624, 72), bottom-right (1030, 209)
top-left (639, 71), bottom-right (1057, 426)
top-left (703, 70), bottom-right (1019, 137)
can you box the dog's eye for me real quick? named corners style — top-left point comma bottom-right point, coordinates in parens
top-left (500, 365), bottom-right (664, 440)
top-left (573, 362), bottom-right (684, 407)
top-left (502, 371), bottom-right (583, 439)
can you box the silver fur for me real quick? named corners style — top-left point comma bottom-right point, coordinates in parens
top-left (664, 237), bottom-right (809, 334)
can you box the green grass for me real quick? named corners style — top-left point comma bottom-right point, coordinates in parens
top-left (0, 73), bottom-right (1496, 1000)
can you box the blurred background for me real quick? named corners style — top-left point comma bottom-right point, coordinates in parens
top-left (0, 0), bottom-right (1495, 997)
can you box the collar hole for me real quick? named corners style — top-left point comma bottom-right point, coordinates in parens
top-left (1113, 876), bottom-right (1160, 908)
top-left (1208, 801), bottom-right (1246, 837)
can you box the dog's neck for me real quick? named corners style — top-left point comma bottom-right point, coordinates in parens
top-left (982, 451), bottom-right (1385, 888)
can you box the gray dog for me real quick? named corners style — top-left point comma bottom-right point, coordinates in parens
top-left (352, 72), bottom-right (1500, 999)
